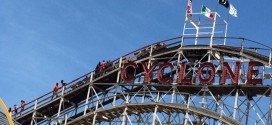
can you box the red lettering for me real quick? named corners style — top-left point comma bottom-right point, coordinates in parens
top-left (158, 62), bottom-right (174, 83)
top-left (220, 62), bottom-right (241, 84)
top-left (247, 61), bottom-right (263, 85)
top-left (119, 60), bottom-right (264, 86)
top-left (142, 62), bottom-right (158, 83)
top-left (121, 61), bottom-right (138, 83)
top-left (177, 62), bottom-right (192, 84)
top-left (197, 62), bottom-right (215, 84)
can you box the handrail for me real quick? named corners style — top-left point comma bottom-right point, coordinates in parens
top-left (13, 36), bottom-right (272, 119)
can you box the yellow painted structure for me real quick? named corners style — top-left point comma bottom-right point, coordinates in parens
top-left (0, 98), bottom-right (14, 125)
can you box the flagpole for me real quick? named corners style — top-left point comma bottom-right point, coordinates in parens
top-left (184, 0), bottom-right (190, 21)
top-left (227, 11), bottom-right (230, 23)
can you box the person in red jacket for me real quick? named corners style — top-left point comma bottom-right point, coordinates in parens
top-left (8, 107), bottom-right (12, 116)
top-left (100, 60), bottom-right (106, 71)
top-left (20, 100), bottom-right (26, 112)
top-left (51, 83), bottom-right (60, 100)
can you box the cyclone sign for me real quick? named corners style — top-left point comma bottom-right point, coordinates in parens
top-left (121, 61), bottom-right (263, 85)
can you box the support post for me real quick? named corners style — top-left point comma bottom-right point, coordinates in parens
top-left (92, 100), bottom-right (99, 125)
top-left (152, 92), bottom-right (161, 125)
top-left (121, 94), bottom-right (129, 125)
top-left (181, 36), bottom-right (184, 47)
top-left (114, 58), bottom-right (122, 107)
top-left (268, 88), bottom-right (272, 125)
top-left (116, 57), bottom-right (123, 83)
top-left (113, 84), bottom-right (118, 106)
top-left (152, 105), bottom-right (158, 125)
top-left (64, 114), bottom-right (68, 125)
top-left (148, 45), bottom-right (153, 69)
top-left (183, 95), bottom-right (190, 125)
top-left (245, 96), bottom-right (251, 125)
top-left (30, 100), bottom-right (38, 125)
top-left (142, 85), bottom-right (147, 103)
top-left (195, 27), bottom-right (199, 45)
top-left (233, 88), bottom-right (239, 119)
top-left (175, 50), bottom-right (182, 81)
top-left (89, 71), bottom-right (93, 83)
top-left (201, 87), bottom-right (207, 108)
top-left (84, 84), bottom-right (92, 115)
top-left (208, 50), bottom-right (211, 62)
top-left (56, 86), bottom-right (65, 123)
top-left (171, 86), bottom-right (176, 103)
top-left (83, 73), bottom-right (93, 115)
top-left (121, 106), bottom-right (128, 125)
top-left (220, 104), bottom-right (225, 125)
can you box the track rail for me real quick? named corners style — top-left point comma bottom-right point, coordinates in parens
top-left (67, 103), bottom-right (243, 125)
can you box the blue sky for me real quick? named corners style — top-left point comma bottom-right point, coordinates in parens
top-left (0, 0), bottom-right (271, 110)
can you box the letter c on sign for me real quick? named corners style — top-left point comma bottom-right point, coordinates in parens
top-left (121, 62), bottom-right (138, 83)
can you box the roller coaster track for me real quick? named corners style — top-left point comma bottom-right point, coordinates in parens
top-left (11, 36), bottom-right (272, 125)
top-left (68, 103), bottom-right (243, 125)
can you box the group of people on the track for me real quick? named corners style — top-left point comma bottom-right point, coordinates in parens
top-left (94, 43), bottom-right (167, 75)
top-left (51, 80), bottom-right (67, 100)
top-left (95, 60), bottom-right (113, 75)
top-left (8, 43), bottom-right (168, 117)
top-left (149, 42), bottom-right (167, 52)
top-left (9, 80), bottom-right (68, 116)
top-left (135, 42), bottom-right (167, 57)
top-left (8, 100), bottom-right (26, 116)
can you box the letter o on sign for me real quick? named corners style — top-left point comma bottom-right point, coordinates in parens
top-left (197, 62), bottom-right (215, 84)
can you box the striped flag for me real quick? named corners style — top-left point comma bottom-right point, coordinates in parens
top-left (201, 5), bottom-right (214, 20)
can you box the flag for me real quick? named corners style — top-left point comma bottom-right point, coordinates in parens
top-left (201, 5), bottom-right (214, 20)
top-left (218, 0), bottom-right (230, 8)
top-left (229, 4), bottom-right (238, 17)
top-left (186, 0), bottom-right (193, 16)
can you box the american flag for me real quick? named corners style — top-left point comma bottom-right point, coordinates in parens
top-left (186, 0), bottom-right (192, 16)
